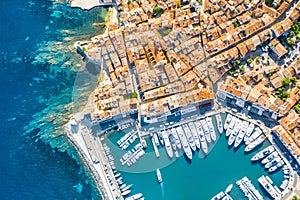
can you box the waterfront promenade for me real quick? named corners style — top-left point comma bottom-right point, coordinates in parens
top-left (67, 121), bottom-right (123, 200)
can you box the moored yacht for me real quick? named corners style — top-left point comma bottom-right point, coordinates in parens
top-left (200, 119), bottom-right (211, 144)
top-left (251, 146), bottom-right (275, 162)
top-left (262, 151), bottom-right (279, 165)
top-left (265, 157), bottom-right (281, 169)
top-left (245, 127), bottom-right (262, 145)
top-left (226, 117), bottom-right (236, 137)
top-left (171, 128), bottom-right (182, 149)
top-left (194, 121), bottom-right (208, 154)
top-left (228, 119), bottom-right (242, 146)
top-left (206, 117), bottom-right (216, 142)
top-left (269, 160), bottom-right (284, 173)
top-left (244, 123), bottom-right (255, 142)
top-left (153, 133), bottom-right (160, 147)
top-left (176, 126), bottom-right (193, 160)
top-left (161, 130), bottom-right (173, 159)
top-left (215, 114), bottom-right (223, 134)
top-left (234, 120), bottom-right (249, 148)
top-left (245, 135), bottom-right (266, 152)
top-left (168, 132), bottom-right (177, 151)
top-left (183, 124), bottom-right (196, 151)
top-left (188, 122), bottom-right (201, 149)
top-left (224, 114), bottom-right (232, 130)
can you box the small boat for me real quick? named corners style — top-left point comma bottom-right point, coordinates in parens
top-left (121, 189), bottom-right (131, 196)
top-left (211, 192), bottom-right (225, 200)
top-left (245, 135), bottom-right (266, 152)
top-left (215, 114), bottom-right (223, 134)
top-left (156, 168), bottom-right (162, 183)
top-left (140, 137), bottom-right (147, 149)
top-left (121, 184), bottom-right (133, 192)
top-left (125, 193), bottom-right (143, 200)
top-left (225, 184), bottom-right (233, 193)
top-left (120, 184), bottom-right (127, 190)
top-left (168, 132), bottom-right (177, 151)
top-left (114, 173), bottom-right (121, 178)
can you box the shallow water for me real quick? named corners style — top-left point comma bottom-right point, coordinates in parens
top-left (0, 0), bottom-right (108, 199)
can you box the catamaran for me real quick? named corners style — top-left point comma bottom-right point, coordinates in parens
top-left (244, 123), bottom-right (255, 142)
top-left (183, 124), bottom-right (197, 151)
top-left (194, 121), bottom-right (208, 154)
top-left (224, 114), bottom-right (232, 130)
top-left (215, 114), bottom-right (223, 134)
top-left (206, 117), bottom-right (216, 142)
top-left (200, 119), bottom-right (211, 144)
top-left (188, 122), bottom-right (201, 149)
top-left (228, 119), bottom-right (242, 146)
top-left (234, 120), bottom-right (249, 148)
top-left (176, 126), bottom-right (193, 160)
top-left (161, 130), bottom-right (173, 159)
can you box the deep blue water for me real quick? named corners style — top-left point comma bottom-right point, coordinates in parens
top-left (0, 0), bottom-right (106, 199)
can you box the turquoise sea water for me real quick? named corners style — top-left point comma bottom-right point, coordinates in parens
top-left (0, 0), bottom-right (108, 199)
top-left (104, 113), bottom-right (284, 200)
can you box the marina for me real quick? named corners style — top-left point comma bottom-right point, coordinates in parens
top-left (100, 113), bottom-right (287, 200)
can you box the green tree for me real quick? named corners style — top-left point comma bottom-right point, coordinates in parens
top-left (293, 104), bottom-right (300, 112)
top-left (246, 58), bottom-right (253, 64)
top-left (290, 77), bottom-right (298, 83)
top-left (265, 0), bottom-right (274, 5)
top-left (233, 21), bottom-right (240, 28)
top-left (153, 6), bottom-right (164, 17)
top-left (176, 2), bottom-right (181, 7)
top-left (278, 87), bottom-right (284, 92)
top-left (280, 91), bottom-right (290, 99)
top-left (127, 0), bottom-right (132, 4)
top-left (235, 60), bottom-right (241, 65)
top-left (131, 92), bottom-right (138, 98)
top-left (239, 65), bottom-right (245, 71)
top-left (283, 78), bottom-right (291, 86)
